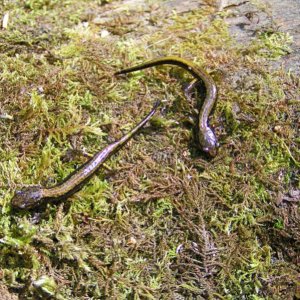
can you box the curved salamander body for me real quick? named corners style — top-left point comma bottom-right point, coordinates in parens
top-left (11, 101), bottom-right (160, 209)
top-left (115, 56), bottom-right (218, 156)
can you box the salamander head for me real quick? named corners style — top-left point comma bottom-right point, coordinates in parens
top-left (11, 186), bottom-right (43, 210)
top-left (199, 127), bottom-right (218, 157)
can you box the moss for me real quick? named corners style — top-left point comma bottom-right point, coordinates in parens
top-left (0, 0), bottom-right (299, 299)
top-left (248, 31), bottom-right (293, 60)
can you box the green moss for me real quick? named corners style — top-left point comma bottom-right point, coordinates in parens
top-left (249, 31), bottom-right (293, 60)
top-left (0, 0), bottom-right (299, 299)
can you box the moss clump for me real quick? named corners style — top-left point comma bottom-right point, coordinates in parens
top-left (248, 31), bottom-right (293, 59)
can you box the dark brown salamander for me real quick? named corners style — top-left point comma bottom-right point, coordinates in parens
top-left (115, 56), bottom-right (218, 156)
top-left (11, 101), bottom-right (160, 209)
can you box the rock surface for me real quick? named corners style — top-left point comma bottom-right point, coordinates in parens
top-left (225, 0), bottom-right (300, 73)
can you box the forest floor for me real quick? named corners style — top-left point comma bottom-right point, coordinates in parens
top-left (0, 0), bottom-right (299, 299)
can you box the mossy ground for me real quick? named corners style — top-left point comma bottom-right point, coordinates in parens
top-left (0, 0), bottom-right (299, 299)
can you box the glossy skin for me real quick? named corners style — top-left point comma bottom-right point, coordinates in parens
top-left (11, 101), bottom-right (160, 209)
top-left (115, 56), bottom-right (218, 156)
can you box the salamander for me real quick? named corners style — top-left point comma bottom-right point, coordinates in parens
top-left (115, 56), bottom-right (218, 156)
top-left (11, 101), bottom-right (160, 209)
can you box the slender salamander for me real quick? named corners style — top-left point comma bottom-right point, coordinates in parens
top-left (11, 101), bottom-right (160, 209)
top-left (115, 56), bottom-right (218, 156)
